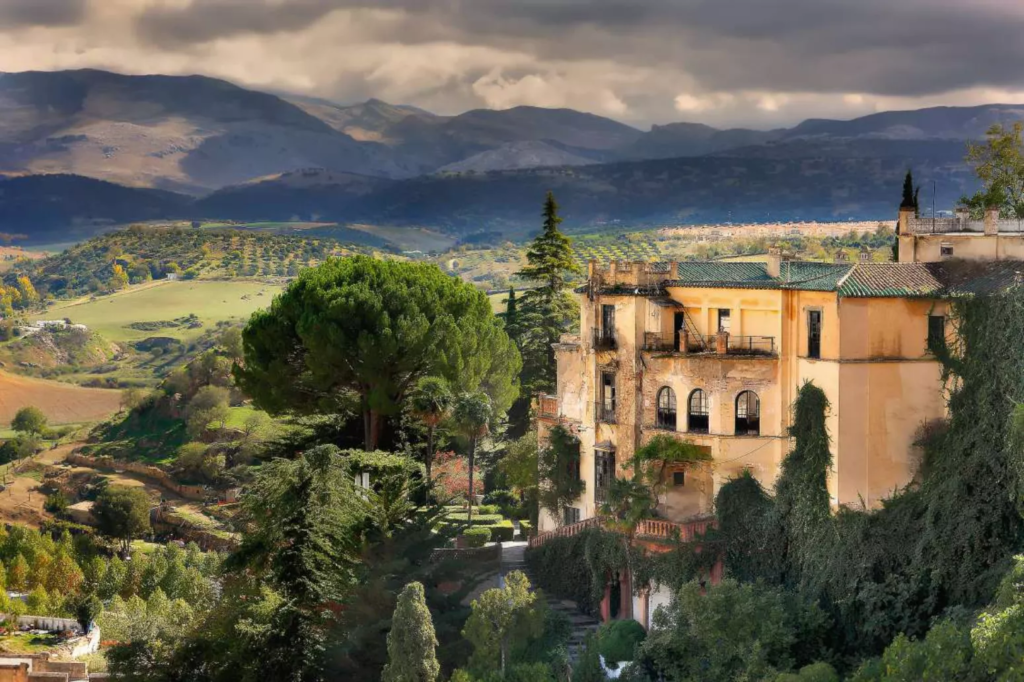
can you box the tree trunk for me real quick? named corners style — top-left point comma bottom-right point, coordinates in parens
top-left (425, 425), bottom-right (435, 485)
top-left (467, 437), bottom-right (476, 526)
top-left (362, 407), bottom-right (373, 452)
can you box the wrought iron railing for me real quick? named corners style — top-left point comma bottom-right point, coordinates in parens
top-left (592, 327), bottom-right (617, 350)
top-left (595, 402), bottom-right (617, 424)
top-left (727, 335), bottom-right (776, 356)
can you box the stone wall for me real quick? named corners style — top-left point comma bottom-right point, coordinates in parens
top-left (65, 453), bottom-right (209, 500)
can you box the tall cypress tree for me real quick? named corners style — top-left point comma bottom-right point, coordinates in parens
top-left (515, 192), bottom-right (581, 397)
top-left (382, 582), bottom-right (440, 682)
top-left (502, 287), bottom-right (520, 343)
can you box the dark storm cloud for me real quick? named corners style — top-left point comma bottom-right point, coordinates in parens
top-left (0, 0), bottom-right (87, 28)
top-left (132, 0), bottom-right (1024, 98)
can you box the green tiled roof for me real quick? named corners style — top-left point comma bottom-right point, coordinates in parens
top-left (665, 261), bottom-right (853, 292)
top-left (582, 259), bottom-right (1024, 298)
top-left (838, 264), bottom-right (942, 297)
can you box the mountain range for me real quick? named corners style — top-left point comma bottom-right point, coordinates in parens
top-left (1, 68), bottom-right (1022, 243)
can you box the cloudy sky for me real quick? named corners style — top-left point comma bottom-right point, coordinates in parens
top-left (4, 0), bottom-right (1024, 129)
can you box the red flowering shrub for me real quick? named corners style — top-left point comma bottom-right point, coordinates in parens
top-left (432, 451), bottom-right (480, 501)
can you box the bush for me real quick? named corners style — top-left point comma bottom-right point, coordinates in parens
top-left (44, 492), bottom-right (69, 514)
top-left (777, 663), bottom-right (840, 682)
top-left (518, 520), bottom-right (533, 538)
top-left (483, 490), bottom-right (517, 507)
top-left (598, 619), bottom-right (646, 664)
top-left (444, 513), bottom-right (504, 525)
top-left (461, 527), bottom-right (491, 548)
top-left (489, 521), bottom-right (514, 543)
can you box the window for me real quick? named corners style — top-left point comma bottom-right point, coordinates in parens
top-left (600, 373), bottom-right (617, 422)
top-left (718, 309), bottom-right (732, 334)
top-left (672, 471), bottom-right (685, 487)
top-left (688, 389), bottom-right (710, 434)
top-left (807, 310), bottom-right (822, 359)
top-left (602, 304), bottom-right (616, 340)
top-left (564, 507), bottom-right (581, 526)
top-left (940, 243), bottom-right (954, 257)
top-left (656, 387), bottom-right (677, 429)
top-left (735, 391), bottom-right (761, 436)
top-left (595, 449), bottom-right (616, 502)
top-left (928, 315), bottom-right (946, 350)
top-left (567, 455), bottom-right (581, 483)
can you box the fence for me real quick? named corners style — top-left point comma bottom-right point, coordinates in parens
top-left (727, 335), bottom-right (776, 356)
top-left (594, 402), bottom-right (617, 424)
top-left (592, 327), bottom-right (617, 350)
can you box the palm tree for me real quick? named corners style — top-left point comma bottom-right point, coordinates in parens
top-left (451, 392), bottom-right (492, 526)
top-left (409, 377), bottom-right (453, 486)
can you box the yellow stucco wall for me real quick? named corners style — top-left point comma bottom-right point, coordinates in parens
top-left (541, 277), bottom-right (951, 531)
top-left (902, 233), bottom-right (1024, 263)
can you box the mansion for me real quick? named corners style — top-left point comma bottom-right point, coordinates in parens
top-left (537, 207), bottom-right (1024, 533)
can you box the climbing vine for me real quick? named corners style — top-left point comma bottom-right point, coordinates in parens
top-left (716, 284), bottom-right (1024, 659)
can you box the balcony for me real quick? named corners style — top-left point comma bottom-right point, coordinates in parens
top-left (595, 402), bottom-right (617, 424)
top-left (641, 332), bottom-right (776, 357)
top-left (728, 335), bottom-right (776, 356)
top-left (592, 327), bottom-right (617, 351)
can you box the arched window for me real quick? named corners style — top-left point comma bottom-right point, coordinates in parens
top-left (735, 391), bottom-right (760, 436)
top-left (656, 387), bottom-right (677, 430)
top-left (687, 389), bottom-right (709, 434)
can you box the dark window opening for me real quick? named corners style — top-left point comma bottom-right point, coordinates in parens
top-left (672, 471), bottom-right (685, 487)
top-left (564, 507), bottom-right (581, 526)
top-left (688, 389), bottom-right (709, 434)
top-left (735, 391), bottom-right (761, 436)
top-left (807, 310), bottom-right (822, 359)
top-left (656, 387), bottom-right (677, 429)
top-left (673, 311), bottom-right (685, 350)
top-left (601, 304), bottom-right (616, 342)
top-left (928, 315), bottom-right (946, 351)
top-left (600, 373), bottom-right (617, 422)
top-left (595, 450), bottom-right (616, 503)
top-left (718, 309), bottom-right (732, 334)
top-left (940, 244), bottom-right (954, 257)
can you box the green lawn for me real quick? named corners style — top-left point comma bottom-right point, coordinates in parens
top-left (34, 281), bottom-right (284, 344)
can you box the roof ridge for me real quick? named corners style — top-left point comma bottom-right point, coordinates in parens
top-left (835, 263), bottom-right (858, 289)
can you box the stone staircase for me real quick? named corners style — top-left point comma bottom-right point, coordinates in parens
top-left (500, 542), bottom-right (602, 662)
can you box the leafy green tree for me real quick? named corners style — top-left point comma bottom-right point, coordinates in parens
top-left (175, 443), bottom-right (225, 484)
top-left (11, 406), bottom-right (47, 435)
top-left (235, 256), bottom-right (520, 450)
top-left (8, 553), bottom-right (29, 591)
top-left (93, 486), bottom-right (153, 557)
top-left (408, 377), bottom-right (453, 485)
top-left (515, 192), bottom-right (581, 395)
top-left (25, 585), bottom-right (50, 614)
top-left (226, 444), bottom-right (363, 680)
top-left (499, 431), bottom-right (540, 526)
top-left (381, 582), bottom-right (439, 682)
top-left (963, 122), bottom-right (1024, 218)
top-left (451, 392), bottom-right (492, 525)
top-left (463, 571), bottom-right (539, 677)
top-left (74, 593), bottom-right (103, 633)
top-left (185, 385), bottom-right (231, 438)
top-left (537, 426), bottom-right (583, 525)
top-left (573, 633), bottom-right (608, 682)
top-left (635, 579), bottom-right (825, 682)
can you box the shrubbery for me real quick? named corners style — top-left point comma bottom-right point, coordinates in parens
top-left (461, 527), bottom-right (491, 548)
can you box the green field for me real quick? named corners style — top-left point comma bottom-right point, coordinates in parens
top-left (33, 281), bottom-right (284, 344)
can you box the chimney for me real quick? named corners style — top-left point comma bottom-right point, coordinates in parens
top-left (766, 248), bottom-right (782, 278)
top-left (985, 207), bottom-right (1000, 236)
top-left (898, 206), bottom-right (915, 235)
top-left (954, 206), bottom-right (970, 230)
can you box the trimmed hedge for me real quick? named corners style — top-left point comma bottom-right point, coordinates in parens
top-left (462, 527), bottom-right (491, 548)
top-left (519, 520), bottom-right (533, 538)
top-left (444, 513), bottom-right (504, 525)
top-left (598, 619), bottom-right (646, 663)
top-left (489, 520), bottom-right (515, 542)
